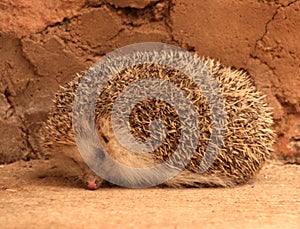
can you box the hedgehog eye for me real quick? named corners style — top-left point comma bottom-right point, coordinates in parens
top-left (95, 148), bottom-right (106, 160)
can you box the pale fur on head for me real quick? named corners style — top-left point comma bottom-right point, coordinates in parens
top-left (79, 117), bottom-right (236, 188)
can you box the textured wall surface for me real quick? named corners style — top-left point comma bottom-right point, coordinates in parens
top-left (0, 0), bottom-right (299, 163)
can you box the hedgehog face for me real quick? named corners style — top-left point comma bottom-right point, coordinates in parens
top-left (76, 146), bottom-right (104, 190)
top-left (84, 174), bottom-right (103, 190)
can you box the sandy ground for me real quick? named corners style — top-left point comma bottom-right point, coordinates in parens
top-left (0, 159), bottom-right (299, 229)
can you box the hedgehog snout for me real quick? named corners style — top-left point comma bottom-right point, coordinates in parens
top-left (86, 180), bottom-right (97, 190)
top-left (85, 178), bottom-right (102, 190)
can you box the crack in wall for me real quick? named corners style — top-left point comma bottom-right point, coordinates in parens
top-left (1, 63), bottom-right (18, 120)
top-left (249, 0), bottom-right (300, 147)
top-left (160, 0), bottom-right (194, 50)
top-left (1, 37), bottom-right (47, 162)
top-left (107, 0), bottom-right (160, 9)
top-left (12, 0), bottom-right (175, 164)
top-left (2, 84), bottom-right (37, 162)
top-left (3, 87), bottom-right (16, 119)
top-left (275, 94), bottom-right (298, 114)
top-left (250, 0), bottom-right (298, 82)
top-left (34, 0), bottom-right (163, 36)
top-left (163, 0), bottom-right (176, 43)
top-left (22, 1), bottom-right (172, 61)
top-left (86, 0), bottom-right (161, 9)
top-left (254, 0), bottom-right (299, 51)
top-left (249, 54), bottom-right (276, 76)
top-left (20, 125), bottom-right (40, 160)
top-left (277, 0), bottom-right (299, 7)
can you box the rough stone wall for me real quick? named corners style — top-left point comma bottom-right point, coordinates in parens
top-left (0, 0), bottom-right (299, 163)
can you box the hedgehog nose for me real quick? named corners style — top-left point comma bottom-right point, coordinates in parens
top-left (86, 181), bottom-right (97, 190)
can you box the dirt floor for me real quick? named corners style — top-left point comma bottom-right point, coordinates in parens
top-left (0, 159), bottom-right (299, 228)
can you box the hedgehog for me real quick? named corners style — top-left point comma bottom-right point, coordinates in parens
top-left (41, 50), bottom-right (275, 190)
